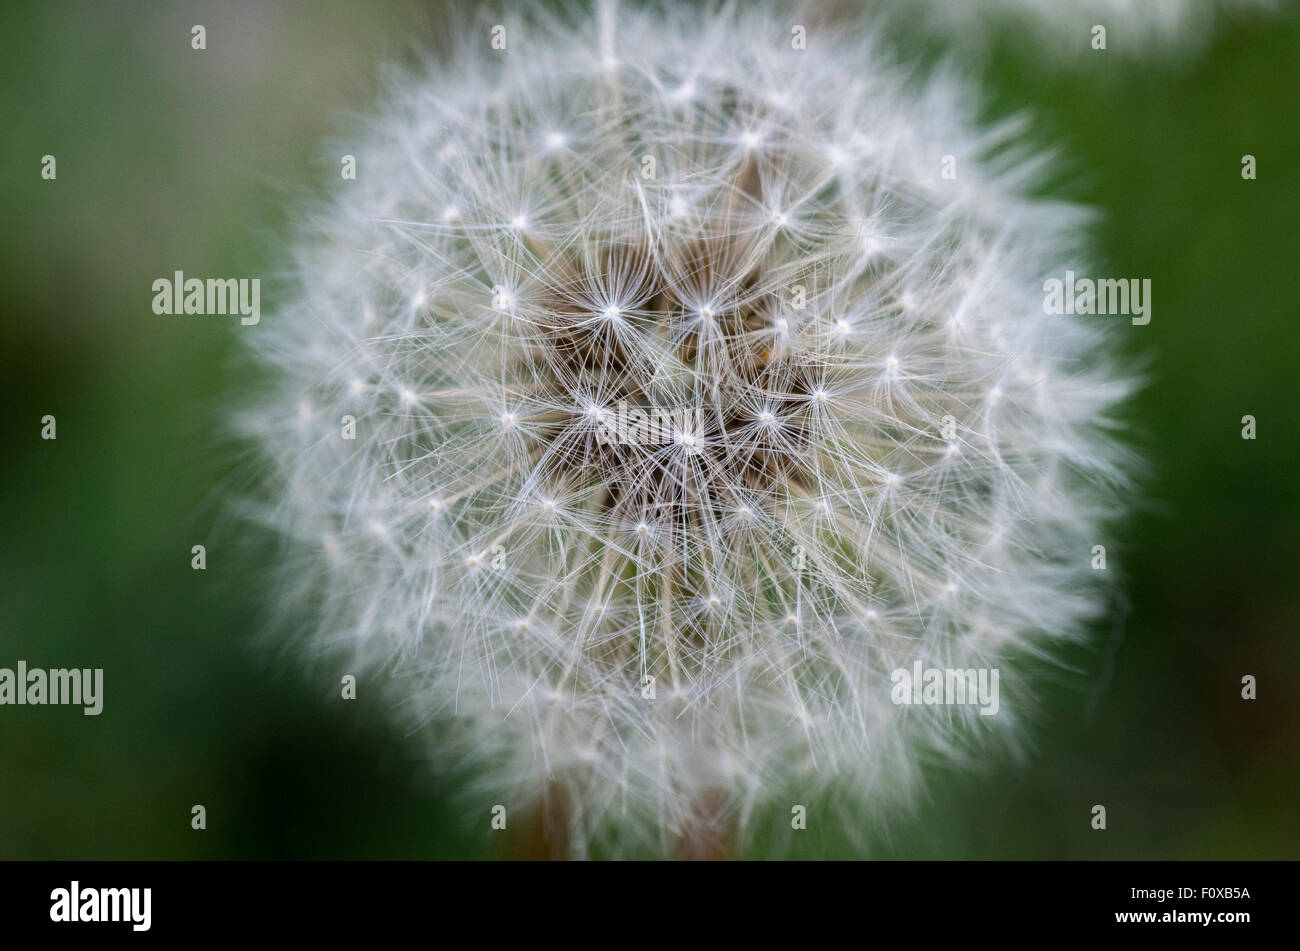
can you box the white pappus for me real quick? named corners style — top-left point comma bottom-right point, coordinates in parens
top-left (240, 2), bottom-right (1137, 857)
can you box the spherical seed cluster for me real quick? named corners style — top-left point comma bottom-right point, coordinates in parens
top-left (244, 6), bottom-right (1133, 855)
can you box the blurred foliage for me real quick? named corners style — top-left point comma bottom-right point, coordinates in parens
top-left (1, 1), bottom-right (1296, 859)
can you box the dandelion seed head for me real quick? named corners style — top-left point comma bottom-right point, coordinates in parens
top-left (244, 3), bottom-right (1136, 857)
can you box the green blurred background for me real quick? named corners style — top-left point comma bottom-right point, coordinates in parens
top-left (2, 1), bottom-right (1296, 859)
